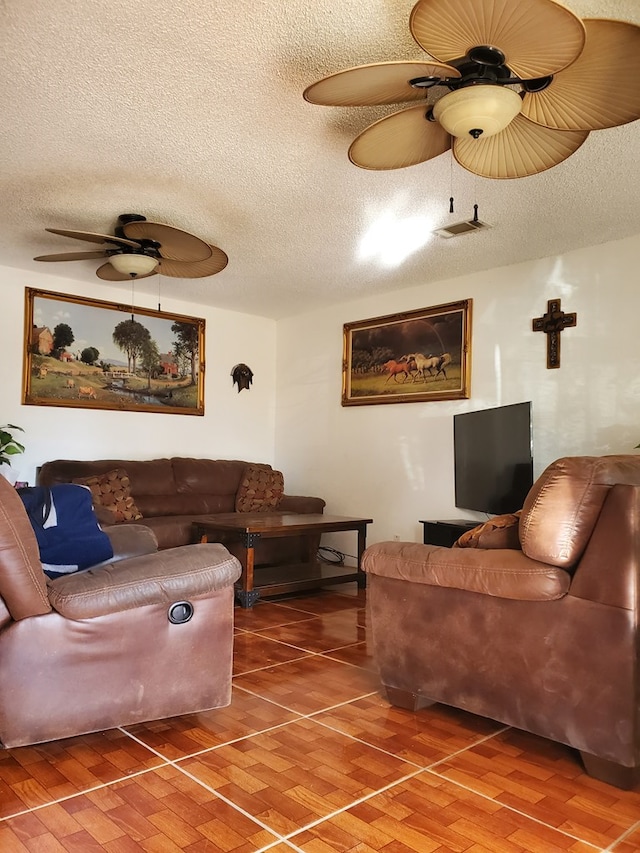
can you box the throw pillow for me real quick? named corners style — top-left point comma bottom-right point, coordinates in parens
top-left (93, 503), bottom-right (119, 526)
top-left (73, 468), bottom-right (143, 522)
top-left (454, 511), bottom-right (522, 550)
top-left (235, 464), bottom-right (284, 513)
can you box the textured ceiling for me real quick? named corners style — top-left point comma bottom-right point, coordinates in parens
top-left (1, 0), bottom-right (638, 319)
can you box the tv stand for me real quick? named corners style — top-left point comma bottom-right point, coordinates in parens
top-left (419, 518), bottom-right (479, 547)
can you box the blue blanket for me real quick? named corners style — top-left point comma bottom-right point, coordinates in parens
top-left (18, 484), bottom-right (113, 579)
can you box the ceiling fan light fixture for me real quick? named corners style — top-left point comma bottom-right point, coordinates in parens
top-left (108, 253), bottom-right (159, 277)
top-left (433, 85), bottom-right (522, 138)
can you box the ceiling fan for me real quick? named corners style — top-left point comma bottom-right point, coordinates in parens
top-left (303, 0), bottom-right (640, 179)
top-left (34, 213), bottom-right (228, 279)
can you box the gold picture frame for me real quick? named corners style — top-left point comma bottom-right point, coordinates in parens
top-left (342, 299), bottom-right (472, 406)
top-left (23, 288), bottom-right (205, 415)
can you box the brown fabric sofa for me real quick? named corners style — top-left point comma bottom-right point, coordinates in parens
top-left (0, 472), bottom-right (242, 747)
top-left (38, 457), bottom-right (326, 566)
top-left (363, 455), bottom-right (640, 789)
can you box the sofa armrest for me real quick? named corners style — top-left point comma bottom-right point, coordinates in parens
top-left (278, 494), bottom-right (325, 513)
top-left (101, 524), bottom-right (158, 563)
top-left (47, 543), bottom-right (242, 619)
top-left (569, 484), bottom-right (640, 610)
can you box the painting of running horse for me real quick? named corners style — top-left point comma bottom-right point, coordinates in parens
top-left (342, 300), bottom-right (472, 406)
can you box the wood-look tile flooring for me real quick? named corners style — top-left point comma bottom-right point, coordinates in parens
top-left (3, 586), bottom-right (640, 851)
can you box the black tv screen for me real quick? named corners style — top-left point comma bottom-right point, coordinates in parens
top-left (454, 402), bottom-right (533, 515)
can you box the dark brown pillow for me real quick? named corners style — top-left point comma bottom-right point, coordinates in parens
top-left (454, 511), bottom-right (522, 550)
top-left (73, 468), bottom-right (143, 523)
top-left (235, 464), bottom-right (284, 513)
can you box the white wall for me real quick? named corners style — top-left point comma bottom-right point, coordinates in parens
top-left (0, 265), bottom-right (277, 485)
top-left (275, 234), bottom-right (640, 550)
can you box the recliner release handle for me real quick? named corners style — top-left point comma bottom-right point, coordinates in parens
top-left (168, 601), bottom-right (194, 624)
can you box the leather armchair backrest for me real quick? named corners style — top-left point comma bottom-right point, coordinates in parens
top-left (520, 455), bottom-right (640, 569)
top-left (0, 475), bottom-right (51, 619)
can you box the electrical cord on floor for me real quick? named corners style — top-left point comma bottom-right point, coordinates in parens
top-left (317, 547), bottom-right (360, 566)
top-left (317, 546), bottom-right (345, 565)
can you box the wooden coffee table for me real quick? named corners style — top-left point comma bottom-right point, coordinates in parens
top-left (192, 513), bottom-right (372, 607)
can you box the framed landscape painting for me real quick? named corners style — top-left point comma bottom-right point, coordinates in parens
top-left (342, 299), bottom-right (472, 406)
top-left (23, 288), bottom-right (205, 415)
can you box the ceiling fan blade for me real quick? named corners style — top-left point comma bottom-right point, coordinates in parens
top-left (410, 0), bottom-right (585, 79)
top-left (95, 262), bottom-right (157, 282)
top-left (521, 19), bottom-right (640, 131)
top-left (348, 104), bottom-right (451, 170)
top-left (46, 228), bottom-right (140, 248)
top-left (34, 251), bottom-right (108, 262)
top-left (121, 221), bottom-right (212, 262)
top-left (157, 246), bottom-right (228, 278)
top-left (453, 113), bottom-right (588, 178)
top-left (303, 61), bottom-right (460, 106)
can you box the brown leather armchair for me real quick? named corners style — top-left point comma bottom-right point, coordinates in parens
top-left (0, 474), bottom-right (241, 748)
top-left (363, 455), bottom-right (640, 789)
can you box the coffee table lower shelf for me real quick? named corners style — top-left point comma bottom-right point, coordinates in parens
top-left (244, 561), bottom-right (362, 601)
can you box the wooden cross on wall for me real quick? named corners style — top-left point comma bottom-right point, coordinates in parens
top-left (532, 298), bottom-right (577, 369)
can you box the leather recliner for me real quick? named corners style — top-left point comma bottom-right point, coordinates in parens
top-left (0, 474), bottom-right (241, 748)
top-left (363, 455), bottom-right (640, 789)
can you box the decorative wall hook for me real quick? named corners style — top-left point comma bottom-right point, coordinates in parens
top-left (231, 363), bottom-right (254, 392)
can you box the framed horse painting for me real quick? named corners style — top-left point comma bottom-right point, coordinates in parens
top-left (342, 299), bottom-right (472, 406)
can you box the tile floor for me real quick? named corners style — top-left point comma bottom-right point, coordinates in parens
top-left (2, 585), bottom-right (640, 852)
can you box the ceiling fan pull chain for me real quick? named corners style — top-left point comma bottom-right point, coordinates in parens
top-left (472, 172), bottom-right (479, 222)
top-left (449, 150), bottom-right (454, 212)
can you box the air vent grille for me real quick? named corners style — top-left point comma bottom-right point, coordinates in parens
top-left (433, 219), bottom-right (491, 239)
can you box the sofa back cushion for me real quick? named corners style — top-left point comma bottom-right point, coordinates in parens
top-left (520, 455), bottom-right (640, 569)
top-left (137, 493), bottom-right (236, 516)
top-left (172, 458), bottom-right (248, 496)
top-left (39, 459), bottom-right (177, 496)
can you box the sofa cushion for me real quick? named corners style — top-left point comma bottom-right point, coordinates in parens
top-left (454, 512), bottom-right (521, 550)
top-left (73, 468), bottom-right (143, 522)
top-left (172, 458), bottom-right (247, 496)
top-left (134, 493), bottom-right (236, 518)
top-left (520, 455), bottom-right (640, 569)
top-left (235, 464), bottom-right (284, 512)
top-left (40, 458), bottom-right (177, 495)
top-left (363, 541), bottom-right (570, 601)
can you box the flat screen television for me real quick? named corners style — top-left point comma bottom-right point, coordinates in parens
top-left (454, 401), bottom-right (533, 515)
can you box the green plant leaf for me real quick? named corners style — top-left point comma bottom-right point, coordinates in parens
top-left (3, 444), bottom-right (23, 456)
top-left (0, 424), bottom-right (25, 466)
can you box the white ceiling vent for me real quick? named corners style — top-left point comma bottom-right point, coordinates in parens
top-left (433, 219), bottom-right (491, 239)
